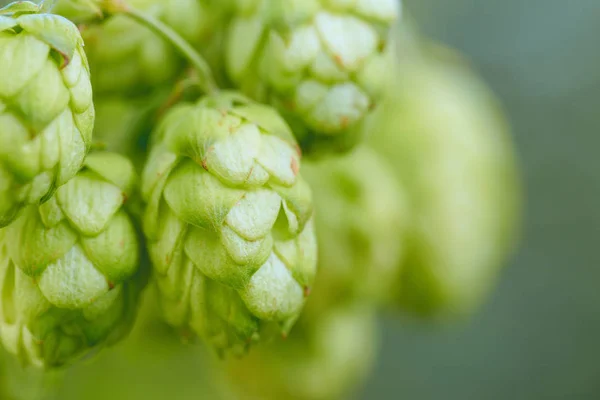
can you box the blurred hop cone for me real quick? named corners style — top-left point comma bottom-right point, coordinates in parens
top-left (58, 0), bottom-right (214, 96)
top-left (224, 0), bottom-right (402, 154)
top-left (142, 92), bottom-right (317, 355)
top-left (370, 43), bottom-right (521, 317)
top-left (222, 301), bottom-right (379, 400)
top-left (302, 146), bottom-right (409, 309)
top-left (0, 3), bottom-right (94, 227)
top-left (0, 153), bottom-right (144, 369)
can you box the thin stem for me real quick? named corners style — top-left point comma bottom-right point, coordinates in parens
top-left (110, 1), bottom-right (219, 95)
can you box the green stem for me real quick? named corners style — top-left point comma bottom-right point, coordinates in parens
top-left (110, 1), bottom-right (219, 95)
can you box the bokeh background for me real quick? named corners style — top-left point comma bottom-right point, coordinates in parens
top-left (364, 1), bottom-right (600, 399)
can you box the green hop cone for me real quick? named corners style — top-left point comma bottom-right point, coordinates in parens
top-left (302, 146), bottom-right (408, 308)
top-left (78, 0), bottom-right (212, 95)
top-left (223, 301), bottom-right (379, 400)
top-left (142, 92), bottom-right (317, 355)
top-left (225, 0), bottom-right (401, 154)
top-left (0, 2), bottom-right (94, 227)
top-left (370, 45), bottom-right (521, 317)
top-left (0, 152), bottom-right (143, 368)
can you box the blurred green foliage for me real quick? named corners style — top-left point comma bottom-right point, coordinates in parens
top-left (365, 1), bottom-right (600, 399)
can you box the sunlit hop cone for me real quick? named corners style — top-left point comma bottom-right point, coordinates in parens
top-left (225, 0), bottom-right (401, 154)
top-left (370, 45), bottom-right (521, 317)
top-left (223, 301), bottom-right (379, 400)
top-left (302, 146), bottom-right (408, 308)
top-left (0, 1), bottom-right (94, 227)
top-left (142, 92), bottom-right (317, 355)
top-left (0, 152), bottom-right (143, 368)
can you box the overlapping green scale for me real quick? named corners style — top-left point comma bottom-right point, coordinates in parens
top-left (223, 301), bottom-right (379, 400)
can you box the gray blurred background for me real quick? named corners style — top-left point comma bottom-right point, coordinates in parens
top-left (363, 1), bottom-right (600, 399)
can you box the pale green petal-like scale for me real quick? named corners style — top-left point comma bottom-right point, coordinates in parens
top-left (38, 245), bottom-right (109, 309)
top-left (239, 253), bottom-right (304, 321)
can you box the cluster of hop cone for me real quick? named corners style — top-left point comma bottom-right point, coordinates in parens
top-left (0, 0), bottom-right (521, 399)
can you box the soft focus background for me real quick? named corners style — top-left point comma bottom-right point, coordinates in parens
top-left (364, 1), bottom-right (600, 399)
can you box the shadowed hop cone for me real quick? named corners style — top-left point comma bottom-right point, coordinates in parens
top-left (0, 153), bottom-right (143, 368)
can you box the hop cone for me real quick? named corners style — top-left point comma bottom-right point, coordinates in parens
top-left (142, 92), bottom-right (317, 354)
top-left (0, 3), bottom-right (94, 227)
top-left (370, 46), bottom-right (521, 317)
top-left (225, 0), bottom-right (401, 154)
top-left (0, 152), bottom-right (143, 368)
top-left (302, 146), bottom-right (408, 308)
top-left (78, 0), bottom-right (212, 95)
top-left (223, 301), bottom-right (379, 400)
